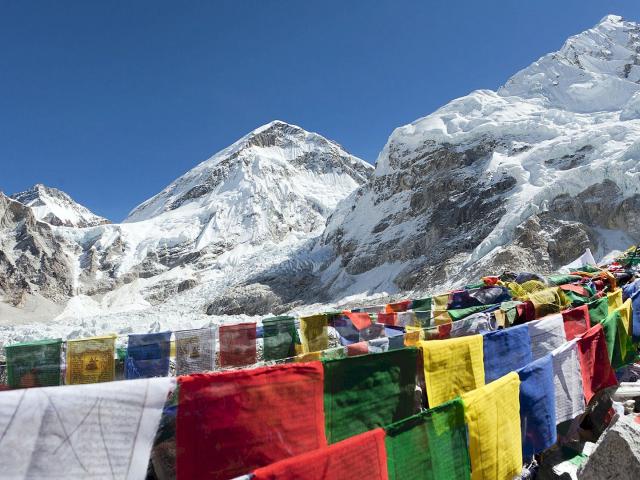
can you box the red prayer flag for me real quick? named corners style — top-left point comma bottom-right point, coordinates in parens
top-left (560, 284), bottom-right (590, 298)
top-left (345, 312), bottom-right (372, 330)
top-left (219, 322), bottom-right (257, 367)
top-left (252, 428), bottom-right (389, 480)
top-left (577, 324), bottom-right (618, 403)
top-left (385, 300), bottom-right (411, 313)
top-left (562, 305), bottom-right (591, 341)
top-left (347, 341), bottom-right (370, 356)
top-left (176, 362), bottom-right (327, 479)
top-left (377, 313), bottom-right (398, 326)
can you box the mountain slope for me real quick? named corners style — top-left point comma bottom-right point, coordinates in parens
top-left (0, 121), bottom-right (372, 331)
top-left (11, 184), bottom-right (109, 228)
top-left (317, 14), bottom-right (640, 298)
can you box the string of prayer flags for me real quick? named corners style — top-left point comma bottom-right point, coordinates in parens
top-left (550, 340), bottom-right (585, 423)
top-left (125, 331), bottom-right (172, 379)
top-left (300, 314), bottom-right (329, 353)
top-left (252, 428), bottom-right (389, 480)
top-left (601, 299), bottom-right (635, 369)
top-left (482, 324), bottom-right (532, 383)
top-left (577, 324), bottom-right (618, 403)
top-left (421, 335), bottom-right (485, 408)
top-left (461, 372), bottom-right (522, 480)
top-left (527, 314), bottom-right (566, 360)
top-left (219, 322), bottom-right (256, 367)
top-left (516, 354), bottom-right (557, 459)
top-left (385, 398), bottom-right (471, 480)
top-left (323, 348), bottom-right (418, 444)
top-left (174, 327), bottom-right (215, 375)
top-left (0, 377), bottom-right (174, 480)
top-left (561, 305), bottom-right (591, 341)
top-left (5, 338), bottom-right (62, 389)
top-left (262, 316), bottom-right (300, 361)
top-left (66, 334), bottom-right (116, 385)
top-left (177, 362), bottom-right (326, 480)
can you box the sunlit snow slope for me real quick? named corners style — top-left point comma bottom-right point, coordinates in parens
top-left (318, 15), bottom-right (640, 298)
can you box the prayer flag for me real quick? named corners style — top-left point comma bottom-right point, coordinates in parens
top-left (252, 428), bottom-right (389, 480)
top-left (125, 331), bottom-right (172, 379)
top-left (607, 288), bottom-right (623, 314)
top-left (517, 355), bottom-right (557, 459)
top-left (561, 305), bottom-right (591, 341)
top-left (601, 299), bottom-right (635, 369)
top-left (587, 297), bottom-right (608, 325)
top-left (527, 314), bottom-right (566, 360)
top-left (5, 338), bottom-right (62, 389)
top-left (66, 335), bottom-right (116, 385)
top-left (377, 313), bottom-right (398, 326)
top-left (386, 300), bottom-right (411, 313)
top-left (550, 340), bottom-right (585, 423)
top-left (262, 316), bottom-right (299, 361)
top-left (632, 290), bottom-right (640, 343)
top-left (461, 372), bottom-right (522, 480)
top-left (323, 348), bottom-right (418, 443)
top-left (385, 398), bottom-right (471, 480)
top-left (483, 324), bottom-right (532, 383)
top-left (219, 322), bottom-right (256, 367)
top-left (344, 312), bottom-right (372, 329)
top-left (577, 324), bottom-right (618, 403)
top-left (300, 314), bottom-right (329, 353)
top-left (175, 327), bottom-right (216, 375)
top-left (411, 296), bottom-right (432, 312)
top-left (347, 341), bottom-right (369, 356)
top-left (421, 335), bottom-right (485, 408)
top-left (177, 362), bottom-right (326, 479)
top-left (0, 377), bottom-right (174, 480)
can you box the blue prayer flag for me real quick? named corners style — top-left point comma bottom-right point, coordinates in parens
top-left (483, 323), bottom-right (532, 382)
top-left (125, 331), bottom-right (172, 379)
top-left (517, 354), bottom-right (557, 459)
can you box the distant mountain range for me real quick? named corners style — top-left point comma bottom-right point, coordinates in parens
top-left (1, 14), bottom-right (639, 341)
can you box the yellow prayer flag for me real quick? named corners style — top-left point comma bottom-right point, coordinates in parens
top-left (299, 314), bottom-right (329, 353)
top-left (404, 325), bottom-right (424, 346)
top-left (614, 298), bottom-right (633, 336)
top-left (607, 289), bottom-right (623, 315)
top-left (421, 335), bottom-right (485, 408)
top-left (66, 335), bottom-right (116, 385)
top-left (433, 293), bottom-right (450, 325)
top-left (461, 372), bottom-right (522, 480)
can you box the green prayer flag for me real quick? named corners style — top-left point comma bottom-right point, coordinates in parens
top-left (602, 310), bottom-right (636, 369)
top-left (321, 346), bottom-right (347, 361)
top-left (587, 298), bottom-right (609, 325)
top-left (448, 304), bottom-right (499, 322)
top-left (547, 274), bottom-right (583, 286)
top-left (385, 398), bottom-right (471, 480)
top-left (262, 316), bottom-right (299, 361)
top-left (411, 297), bottom-right (432, 312)
top-left (323, 348), bottom-right (418, 443)
top-left (5, 338), bottom-right (62, 388)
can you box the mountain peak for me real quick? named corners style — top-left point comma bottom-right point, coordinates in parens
top-left (125, 122), bottom-right (372, 223)
top-left (11, 184), bottom-right (109, 228)
top-left (499, 14), bottom-right (640, 112)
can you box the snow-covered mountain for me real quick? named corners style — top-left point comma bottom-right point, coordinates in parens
top-left (0, 121), bottom-right (372, 334)
top-left (315, 14), bottom-right (640, 298)
top-left (2, 15), bottom-right (640, 342)
top-left (11, 184), bottom-right (109, 228)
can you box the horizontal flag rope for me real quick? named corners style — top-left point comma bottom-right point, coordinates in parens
top-left (0, 248), bottom-right (637, 479)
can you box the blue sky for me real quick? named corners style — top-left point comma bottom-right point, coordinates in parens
top-left (2, 1), bottom-right (640, 221)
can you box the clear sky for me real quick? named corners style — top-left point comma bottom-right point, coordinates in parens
top-left (2, 1), bottom-right (640, 221)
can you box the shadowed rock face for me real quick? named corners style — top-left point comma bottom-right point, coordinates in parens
top-left (0, 193), bottom-right (75, 305)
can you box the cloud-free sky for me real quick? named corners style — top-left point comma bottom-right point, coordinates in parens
top-left (2, 0), bottom-right (639, 220)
